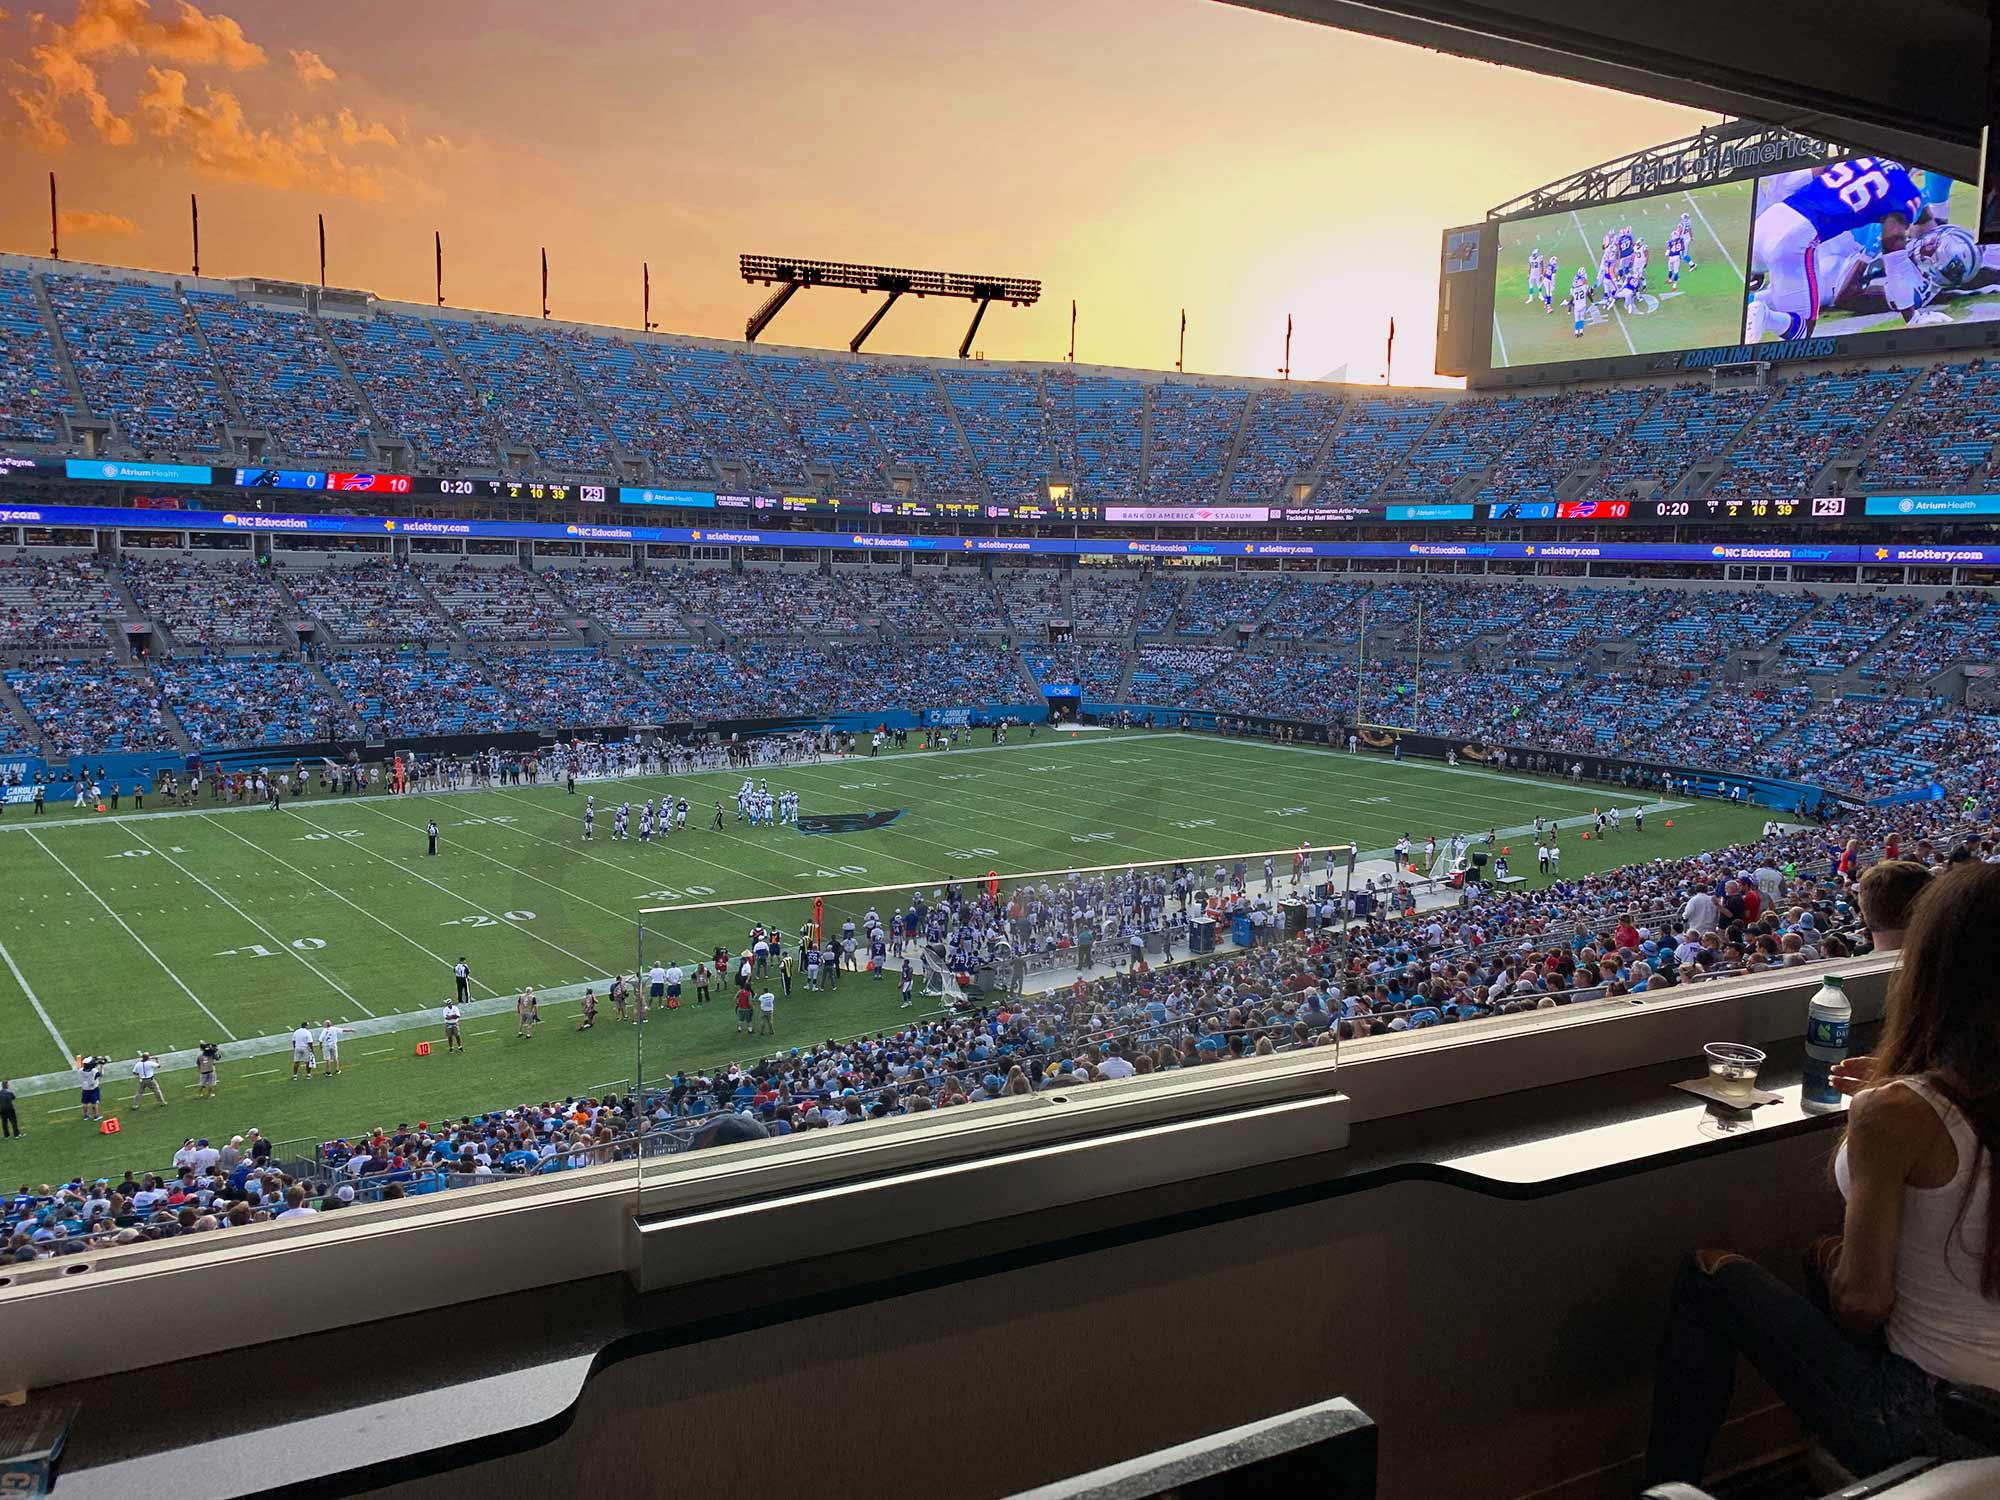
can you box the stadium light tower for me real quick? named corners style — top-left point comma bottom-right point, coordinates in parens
top-left (739, 254), bottom-right (1041, 356)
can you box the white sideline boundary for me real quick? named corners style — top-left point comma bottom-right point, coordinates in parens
top-left (0, 934), bottom-right (72, 1067)
top-left (26, 829), bottom-right (238, 1041)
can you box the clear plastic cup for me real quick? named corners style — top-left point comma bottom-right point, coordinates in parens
top-left (1704, 1042), bottom-right (1766, 1100)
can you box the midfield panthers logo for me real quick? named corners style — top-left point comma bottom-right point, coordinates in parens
top-left (799, 810), bottom-right (904, 835)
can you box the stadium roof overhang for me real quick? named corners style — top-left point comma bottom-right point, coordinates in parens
top-left (1217, 0), bottom-right (1987, 183)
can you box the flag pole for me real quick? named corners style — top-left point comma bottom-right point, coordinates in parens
top-left (435, 230), bottom-right (444, 307)
top-left (48, 173), bottom-right (59, 260)
top-left (191, 194), bottom-right (200, 276)
top-left (541, 247), bottom-right (549, 319)
top-left (317, 213), bottom-right (326, 287)
top-left (1177, 308), bottom-right (1185, 372)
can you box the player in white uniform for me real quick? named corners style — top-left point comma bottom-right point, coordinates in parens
top-left (1526, 248), bottom-right (1544, 302)
top-left (1569, 270), bottom-right (1591, 337)
top-left (1676, 210), bottom-right (1697, 269)
top-left (319, 1019), bottom-right (343, 1076)
top-left (583, 796), bottom-right (595, 841)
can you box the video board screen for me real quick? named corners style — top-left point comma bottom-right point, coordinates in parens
top-left (1489, 178), bottom-right (1753, 369)
top-left (1743, 160), bottom-right (1992, 342)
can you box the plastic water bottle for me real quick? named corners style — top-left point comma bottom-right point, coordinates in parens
top-left (1802, 975), bottom-right (1851, 1114)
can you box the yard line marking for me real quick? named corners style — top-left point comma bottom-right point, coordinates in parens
top-left (1491, 309), bottom-right (1510, 368)
top-left (280, 806), bottom-right (619, 974)
top-left (124, 825), bottom-right (376, 1019)
top-left (201, 815), bottom-right (504, 1001)
top-left (341, 799), bottom-right (711, 960)
top-left (26, 830), bottom-right (238, 1041)
top-left (1685, 188), bottom-right (1744, 279)
top-left (0, 933), bottom-right (73, 1066)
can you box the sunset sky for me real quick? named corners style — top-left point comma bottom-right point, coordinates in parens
top-left (0, 0), bottom-right (1716, 385)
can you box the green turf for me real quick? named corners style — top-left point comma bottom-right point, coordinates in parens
top-left (1491, 179), bottom-right (1752, 367)
top-left (0, 731), bottom-right (1770, 1185)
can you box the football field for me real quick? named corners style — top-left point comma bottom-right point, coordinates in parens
top-left (0, 731), bottom-right (1770, 1183)
top-left (1491, 180), bottom-right (1752, 366)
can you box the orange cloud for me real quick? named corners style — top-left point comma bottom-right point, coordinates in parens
top-left (137, 66), bottom-right (386, 199)
top-left (56, 207), bottom-right (137, 236)
top-left (63, 0), bottom-right (264, 69)
top-left (334, 106), bottom-right (394, 149)
top-left (290, 48), bottom-right (334, 86)
top-left (11, 0), bottom-right (263, 148)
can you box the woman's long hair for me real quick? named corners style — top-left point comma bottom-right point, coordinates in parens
top-left (1870, 860), bottom-right (2000, 1297)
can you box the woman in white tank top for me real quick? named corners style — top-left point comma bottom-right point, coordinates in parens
top-left (1645, 861), bottom-right (2000, 1486)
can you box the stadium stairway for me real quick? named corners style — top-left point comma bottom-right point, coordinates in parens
top-left (316, 316), bottom-right (395, 454)
top-left (1560, 387), bottom-right (1672, 502)
top-left (1831, 367), bottom-right (1933, 493)
top-left (1136, 385), bottom-right (1155, 498)
top-left (1211, 387), bottom-right (1257, 501)
top-left (27, 271), bottom-right (90, 433)
top-left (408, 567), bottom-right (471, 643)
top-left (302, 655), bottom-right (357, 735)
top-left (1677, 380), bottom-right (1782, 500)
top-left (423, 321), bottom-right (510, 468)
top-left (178, 291), bottom-right (249, 433)
top-left (1297, 395), bottom-right (1359, 499)
top-left (0, 673), bottom-right (49, 753)
top-left (929, 367), bottom-right (992, 505)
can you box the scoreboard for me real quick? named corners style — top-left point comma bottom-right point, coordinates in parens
top-left (1486, 496), bottom-right (1849, 524)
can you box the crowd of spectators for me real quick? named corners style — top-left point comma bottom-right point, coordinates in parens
top-left (154, 654), bottom-right (340, 749)
top-left (1705, 367), bottom-right (1913, 502)
top-left (284, 561), bottom-right (449, 644)
top-left (186, 293), bottom-right (371, 460)
top-left (834, 364), bottom-right (977, 495)
top-left (437, 321), bottom-right (615, 474)
top-left (0, 557), bottom-right (127, 648)
top-left (122, 556), bottom-right (286, 646)
top-left (1590, 384), bottom-right (1768, 499)
top-left (1859, 358), bottom-right (2000, 491)
top-left (323, 651), bottom-right (514, 737)
top-left (1861, 592), bottom-right (2000, 686)
top-left (1480, 386), bottom-right (1661, 503)
top-left (543, 563), bottom-right (690, 639)
top-left (45, 276), bottom-right (228, 456)
top-left (1228, 389), bottom-right (1340, 500)
top-left (21, 265), bottom-right (2000, 504)
top-left (1144, 385), bottom-right (1245, 503)
top-left (746, 356), bottom-right (882, 494)
top-left (1385, 392), bottom-right (1548, 496)
top-left (0, 268), bottom-right (69, 445)
top-left (324, 314), bottom-right (497, 470)
top-left (7, 659), bottom-right (174, 756)
top-left (418, 563), bottom-right (574, 641)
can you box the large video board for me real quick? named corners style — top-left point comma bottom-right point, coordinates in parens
top-left (1473, 157), bottom-right (1989, 378)
top-left (1489, 179), bottom-right (1754, 368)
top-left (1743, 162), bottom-right (1986, 343)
